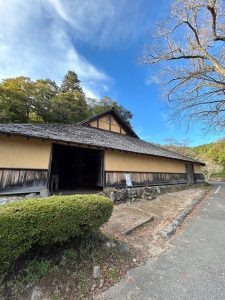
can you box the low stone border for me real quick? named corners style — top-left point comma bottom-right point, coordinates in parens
top-left (123, 215), bottom-right (154, 235)
top-left (103, 183), bottom-right (207, 203)
top-left (160, 190), bottom-right (208, 239)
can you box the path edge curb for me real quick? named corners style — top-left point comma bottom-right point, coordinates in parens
top-left (160, 190), bottom-right (208, 239)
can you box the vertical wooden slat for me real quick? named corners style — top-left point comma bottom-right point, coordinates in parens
top-left (0, 169), bottom-right (48, 191)
top-left (105, 171), bottom-right (189, 187)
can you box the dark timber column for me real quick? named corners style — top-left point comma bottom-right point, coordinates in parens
top-left (185, 163), bottom-right (194, 184)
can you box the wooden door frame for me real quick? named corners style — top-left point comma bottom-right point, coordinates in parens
top-left (47, 143), bottom-right (53, 191)
top-left (185, 163), bottom-right (194, 184)
top-left (101, 150), bottom-right (105, 188)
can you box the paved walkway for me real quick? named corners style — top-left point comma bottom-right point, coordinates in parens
top-left (100, 183), bottom-right (225, 300)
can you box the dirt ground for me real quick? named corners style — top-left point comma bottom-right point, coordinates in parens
top-left (102, 187), bottom-right (209, 260)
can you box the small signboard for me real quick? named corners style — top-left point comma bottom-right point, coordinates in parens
top-left (125, 173), bottom-right (132, 187)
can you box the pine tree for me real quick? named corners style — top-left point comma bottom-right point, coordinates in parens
top-left (60, 71), bottom-right (83, 93)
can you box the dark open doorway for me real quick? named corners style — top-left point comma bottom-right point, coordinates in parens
top-left (50, 144), bottom-right (103, 193)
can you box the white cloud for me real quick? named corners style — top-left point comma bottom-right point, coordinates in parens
top-left (47, 0), bottom-right (72, 23)
top-left (46, 0), bottom-right (147, 47)
top-left (0, 0), bottom-right (150, 97)
top-left (146, 75), bottom-right (161, 85)
top-left (0, 0), bottom-right (111, 98)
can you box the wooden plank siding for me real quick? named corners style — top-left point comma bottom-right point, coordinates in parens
top-left (0, 168), bottom-right (48, 194)
top-left (194, 173), bottom-right (205, 183)
top-left (105, 171), bottom-right (188, 187)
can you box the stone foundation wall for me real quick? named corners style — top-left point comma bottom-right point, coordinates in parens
top-left (103, 183), bottom-right (207, 203)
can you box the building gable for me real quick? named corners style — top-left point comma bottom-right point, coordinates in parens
top-left (89, 114), bottom-right (127, 135)
top-left (79, 109), bottom-right (139, 138)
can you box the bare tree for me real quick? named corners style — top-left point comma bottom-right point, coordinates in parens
top-left (142, 0), bottom-right (225, 131)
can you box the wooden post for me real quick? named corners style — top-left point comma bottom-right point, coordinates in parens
top-left (47, 143), bottom-right (53, 192)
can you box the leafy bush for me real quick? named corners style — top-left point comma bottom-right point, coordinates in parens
top-left (25, 259), bottom-right (50, 284)
top-left (0, 194), bottom-right (113, 274)
top-left (62, 249), bottom-right (77, 262)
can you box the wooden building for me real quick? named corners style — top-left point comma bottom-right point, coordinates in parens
top-left (0, 109), bottom-right (204, 195)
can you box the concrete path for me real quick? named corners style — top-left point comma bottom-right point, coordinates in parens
top-left (100, 183), bottom-right (225, 300)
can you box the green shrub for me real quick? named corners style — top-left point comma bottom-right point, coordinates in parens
top-left (25, 259), bottom-right (50, 284)
top-left (0, 194), bottom-right (113, 274)
top-left (62, 249), bottom-right (77, 262)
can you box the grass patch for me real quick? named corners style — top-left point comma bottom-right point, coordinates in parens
top-left (25, 259), bottom-right (50, 285)
top-left (60, 249), bottom-right (78, 265)
top-left (108, 267), bottom-right (120, 283)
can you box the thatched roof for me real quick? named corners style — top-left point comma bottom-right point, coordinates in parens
top-left (0, 123), bottom-right (204, 165)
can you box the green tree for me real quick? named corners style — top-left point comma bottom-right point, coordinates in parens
top-left (0, 77), bottom-right (35, 123)
top-left (89, 96), bottom-right (133, 124)
top-left (54, 70), bottom-right (88, 123)
top-left (60, 71), bottom-right (83, 94)
top-left (51, 91), bottom-right (88, 123)
top-left (33, 79), bottom-right (58, 122)
top-left (0, 72), bottom-right (132, 126)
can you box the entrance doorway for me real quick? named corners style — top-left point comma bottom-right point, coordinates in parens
top-left (50, 144), bottom-right (103, 193)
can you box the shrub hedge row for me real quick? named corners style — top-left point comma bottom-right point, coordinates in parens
top-left (0, 194), bottom-right (113, 273)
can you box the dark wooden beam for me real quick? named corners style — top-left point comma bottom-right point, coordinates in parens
top-left (109, 115), bottom-right (112, 131)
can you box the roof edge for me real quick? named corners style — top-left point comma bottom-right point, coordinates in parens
top-left (0, 128), bottom-right (205, 166)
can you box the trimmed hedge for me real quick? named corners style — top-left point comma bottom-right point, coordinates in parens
top-left (0, 194), bottom-right (113, 273)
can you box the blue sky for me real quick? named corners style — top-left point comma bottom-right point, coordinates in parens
top-left (0, 0), bottom-right (222, 146)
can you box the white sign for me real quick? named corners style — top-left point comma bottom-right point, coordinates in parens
top-left (125, 173), bottom-right (132, 187)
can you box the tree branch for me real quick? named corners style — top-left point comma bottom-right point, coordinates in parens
top-left (183, 20), bottom-right (201, 46)
top-left (207, 2), bottom-right (225, 42)
top-left (168, 55), bottom-right (206, 60)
